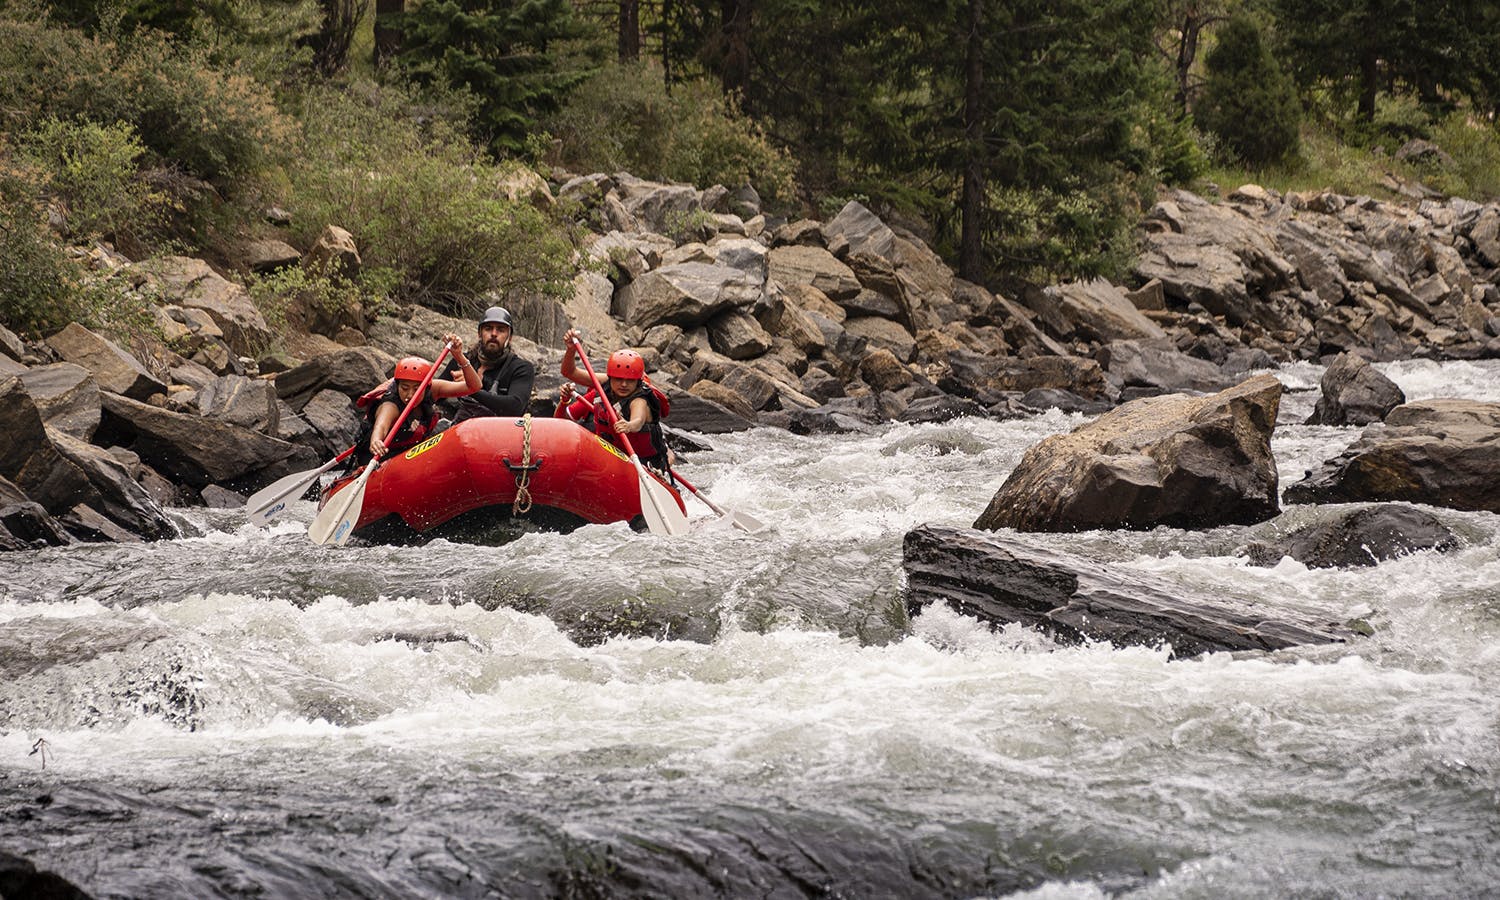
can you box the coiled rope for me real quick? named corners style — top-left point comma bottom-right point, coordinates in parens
top-left (512, 412), bottom-right (534, 515)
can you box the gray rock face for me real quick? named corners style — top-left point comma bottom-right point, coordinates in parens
top-left (1244, 503), bottom-right (1458, 568)
top-left (1098, 339), bottom-right (1234, 397)
top-left (1286, 399), bottom-right (1500, 511)
top-left (661, 387), bottom-right (756, 433)
top-left (824, 200), bottom-right (897, 259)
top-left (767, 245), bottom-right (862, 301)
top-left (1304, 352), bottom-right (1405, 425)
top-left (1029, 278), bottom-right (1169, 344)
top-left (904, 525), bottom-right (1350, 656)
top-left (198, 374), bottom-right (279, 434)
top-left (614, 262), bottom-right (761, 328)
top-left (274, 346), bottom-right (398, 410)
top-left (0, 377), bottom-right (94, 516)
top-left (707, 309), bottom-right (774, 359)
top-left (140, 256), bottom-right (271, 357)
top-left (47, 427), bottom-right (177, 540)
top-left (975, 374), bottom-right (1282, 532)
top-left (17, 363), bottom-right (101, 440)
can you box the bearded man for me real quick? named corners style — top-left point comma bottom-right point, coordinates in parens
top-left (445, 306), bottom-right (536, 424)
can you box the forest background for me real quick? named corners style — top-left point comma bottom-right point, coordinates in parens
top-left (3, 0), bottom-right (1500, 344)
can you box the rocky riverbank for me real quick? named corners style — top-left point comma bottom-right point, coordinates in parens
top-left (4, 172), bottom-right (1500, 581)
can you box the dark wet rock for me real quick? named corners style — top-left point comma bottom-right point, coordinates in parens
top-left (1304, 352), bottom-right (1405, 425)
top-left (0, 378), bottom-right (96, 517)
top-left (786, 397), bottom-right (881, 434)
top-left (1286, 399), bottom-right (1500, 512)
top-left (1243, 503), bottom-right (1458, 568)
top-left (96, 392), bottom-right (317, 491)
top-left (897, 395), bottom-right (988, 424)
top-left (200, 484), bottom-right (247, 508)
top-left (1017, 388), bottom-right (1114, 415)
top-left (0, 848), bottom-right (93, 899)
top-left (0, 500), bottom-right (74, 549)
top-left (975, 374), bottom-right (1282, 532)
top-left (941, 351), bottom-right (1108, 402)
top-left (58, 503), bottom-right (141, 542)
top-left (905, 525), bottom-right (1350, 656)
top-left (17, 363), bottom-right (101, 440)
top-left (706, 309), bottom-right (773, 359)
top-left (47, 428), bottom-right (177, 540)
top-left (44, 323), bottom-right (165, 401)
top-left (1025, 278), bottom-right (1169, 344)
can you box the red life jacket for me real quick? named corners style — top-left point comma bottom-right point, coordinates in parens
top-left (559, 382), bottom-right (667, 461)
top-left (356, 380), bottom-right (437, 454)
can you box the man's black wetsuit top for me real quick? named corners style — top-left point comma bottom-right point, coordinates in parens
top-left (447, 349), bottom-right (535, 423)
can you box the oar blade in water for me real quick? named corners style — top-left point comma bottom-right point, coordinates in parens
top-left (307, 464), bottom-right (375, 546)
top-left (635, 463), bottom-right (689, 536)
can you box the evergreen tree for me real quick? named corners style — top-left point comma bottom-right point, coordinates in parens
top-left (1195, 14), bottom-right (1299, 165)
top-left (396, 0), bottom-right (595, 155)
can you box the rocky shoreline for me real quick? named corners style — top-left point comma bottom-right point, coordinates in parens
top-left (4, 172), bottom-right (1500, 653)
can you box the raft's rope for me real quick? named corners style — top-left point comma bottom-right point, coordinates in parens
top-left (512, 413), bottom-right (534, 515)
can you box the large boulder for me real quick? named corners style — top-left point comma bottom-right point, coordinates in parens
top-left (1285, 399), bottom-right (1500, 511)
top-left (662, 386), bottom-right (757, 432)
top-left (97, 392), bottom-right (317, 491)
top-left (614, 262), bottom-right (762, 328)
top-left (1304, 352), bottom-right (1405, 425)
top-left (767, 245), bottom-right (862, 301)
top-left (47, 427), bottom-right (177, 540)
top-left (975, 374), bottom-right (1282, 532)
top-left (706, 309), bottom-right (774, 359)
top-left (1026, 278), bottom-right (1169, 344)
top-left (824, 200), bottom-right (897, 258)
top-left (45, 323), bottom-right (166, 401)
top-left (0, 377), bottom-right (95, 515)
top-left (198, 374), bottom-right (279, 434)
top-left (1098, 339), bottom-right (1234, 398)
top-left (613, 174), bottom-right (702, 235)
top-left (904, 525), bottom-right (1350, 656)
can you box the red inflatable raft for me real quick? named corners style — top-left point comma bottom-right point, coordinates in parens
top-left (319, 416), bottom-right (686, 542)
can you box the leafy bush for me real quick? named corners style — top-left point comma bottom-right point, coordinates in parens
top-left (985, 183), bottom-right (1136, 283)
top-left (1421, 113), bottom-right (1500, 200)
top-left (0, 166), bottom-right (83, 336)
top-left (285, 81), bottom-right (576, 313)
top-left (548, 61), bottom-right (798, 206)
top-left (0, 16), bottom-right (293, 184)
top-left (18, 118), bottom-right (173, 246)
top-left (1195, 15), bottom-right (1301, 166)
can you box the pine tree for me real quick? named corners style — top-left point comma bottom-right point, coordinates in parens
top-left (397, 0), bottom-right (595, 155)
top-left (1195, 14), bottom-right (1300, 165)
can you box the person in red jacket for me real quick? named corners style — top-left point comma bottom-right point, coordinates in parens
top-left (359, 333), bottom-right (480, 462)
top-left (556, 328), bottom-right (672, 471)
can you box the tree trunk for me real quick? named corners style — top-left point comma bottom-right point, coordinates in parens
top-left (1358, 49), bottom-right (1378, 121)
top-left (959, 0), bottom-right (985, 282)
top-left (618, 0), bottom-right (641, 62)
top-left (719, 0), bottom-right (753, 103)
top-left (374, 0), bottom-right (404, 66)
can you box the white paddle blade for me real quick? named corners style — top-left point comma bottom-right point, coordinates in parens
top-left (246, 467), bottom-right (322, 525)
top-left (635, 464), bottom-right (689, 536)
top-left (307, 466), bottom-right (374, 546)
top-left (728, 509), bottom-right (767, 534)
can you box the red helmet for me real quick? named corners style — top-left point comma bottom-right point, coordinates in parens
top-left (607, 349), bottom-right (645, 380)
top-left (394, 356), bottom-right (431, 382)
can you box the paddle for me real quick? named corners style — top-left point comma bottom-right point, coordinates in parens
top-left (245, 446), bottom-right (357, 525)
top-left (307, 343), bottom-right (454, 546)
top-left (569, 336), bottom-right (689, 536)
top-left (670, 469), bottom-right (767, 534)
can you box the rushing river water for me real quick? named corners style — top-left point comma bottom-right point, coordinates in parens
top-left (3, 360), bottom-right (1499, 898)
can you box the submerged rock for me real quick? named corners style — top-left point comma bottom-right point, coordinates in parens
top-left (1243, 503), bottom-right (1459, 568)
top-left (904, 525), bottom-right (1351, 657)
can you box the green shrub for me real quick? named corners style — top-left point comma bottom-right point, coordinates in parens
top-left (0, 167), bottom-right (84, 336)
top-left (985, 183), bottom-right (1136, 283)
top-left (1195, 15), bottom-right (1301, 166)
top-left (0, 16), bottom-right (293, 184)
top-left (18, 118), bottom-right (172, 245)
top-left (548, 61), bottom-right (798, 206)
top-left (1421, 113), bottom-right (1500, 200)
top-left (286, 81), bottom-right (576, 313)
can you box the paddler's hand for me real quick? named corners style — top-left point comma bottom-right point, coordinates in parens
top-left (370, 437), bottom-right (388, 459)
top-left (443, 332), bottom-right (464, 355)
top-left (613, 419), bottom-right (639, 434)
top-left (559, 383), bottom-right (576, 403)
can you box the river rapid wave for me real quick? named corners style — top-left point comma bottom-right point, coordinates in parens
top-left (2, 362), bottom-right (1498, 898)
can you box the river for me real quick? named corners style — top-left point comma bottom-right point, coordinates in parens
top-left (3, 360), bottom-right (1499, 898)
